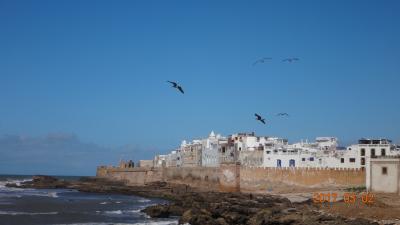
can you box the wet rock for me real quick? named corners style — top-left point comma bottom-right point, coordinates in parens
top-left (141, 204), bottom-right (170, 218)
top-left (8, 178), bottom-right (382, 225)
top-left (179, 209), bottom-right (214, 225)
top-left (247, 209), bottom-right (274, 225)
top-left (282, 208), bottom-right (297, 214)
top-left (346, 218), bottom-right (380, 225)
top-left (32, 175), bottom-right (58, 183)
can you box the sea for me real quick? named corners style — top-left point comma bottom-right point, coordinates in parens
top-left (0, 175), bottom-right (178, 225)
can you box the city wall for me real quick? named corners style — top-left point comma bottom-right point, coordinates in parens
top-left (96, 165), bottom-right (365, 192)
top-left (240, 167), bottom-right (365, 192)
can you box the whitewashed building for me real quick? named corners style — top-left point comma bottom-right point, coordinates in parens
top-left (158, 132), bottom-right (400, 170)
top-left (177, 139), bottom-right (202, 167)
top-left (263, 138), bottom-right (400, 169)
top-left (366, 157), bottom-right (400, 194)
top-left (153, 154), bottom-right (167, 167)
top-left (165, 150), bottom-right (178, 167)
top-left (201, 131), bottom-right (225, 167)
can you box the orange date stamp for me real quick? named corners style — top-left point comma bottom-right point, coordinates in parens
top-left (313, 192), bottom-right (375, 205)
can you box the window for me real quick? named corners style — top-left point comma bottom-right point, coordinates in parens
top-left (277, 159), bottom-right (282, 167)
top-left (341, 158), bottom-right (344, 163)
top-left (361, 158), bottom-right (365, 165)
top-left (381, 149), bottom-right (386, 156)
top-left (309, 157), bottom-right (314, 161)
top-left (266, 151), bottom-right (271, 154)
top-left (382, 167), bottom-right (388, 175)
top-left (289, 159), bottom-right (295, 167)
top-left (361, 148), bottom-right (365, 156)
top-left (222, 147), bottom-right (226, 153)
top-left (239, 147), bottom-right (242, 151)
top-left (349, 158), bottom-right (356, 163)
top-left (371, 149), bottom-right (376, 157)
top-left (302, 158), bottom-right (306, 161)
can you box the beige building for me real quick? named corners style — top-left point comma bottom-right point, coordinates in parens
top-left (138, 160), bottom-right (154, 168)
top-left (366, 157), bottom-right (400, 194)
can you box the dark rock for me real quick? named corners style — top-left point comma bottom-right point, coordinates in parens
top-left (32, 175), bottom-right (58, 183)
top-left (247, 209), bottom-right (274, 225)
top-left (346, 218), bottom-right (380, 225)
top-left (8, 176), bottom-right (381, 225)
top-left (141, 204), bottom-right (171, 218)
top-left (179, 209), bottom-right (215, 225)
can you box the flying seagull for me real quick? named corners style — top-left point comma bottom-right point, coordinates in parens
top-left (276, 113), bottom-right (289, 117)
top-left (167, 81), bottom-right (184, 94)
top-left (282, 58), bottom-right (299, 63)
top-left (255, 113), bottom-right (266, 124)
top-left (253, 57), bottom-right (272, 66)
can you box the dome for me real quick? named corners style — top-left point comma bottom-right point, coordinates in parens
top-left (209, 131), bottom-right (216, 138)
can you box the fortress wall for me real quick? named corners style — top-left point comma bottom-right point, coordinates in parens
top-left (96, 166), bottom-right (163, 185)
top-left (240, 167), bottom-right (365, 192)
top-left (96, 165), bottom-right (365, 192)
top-left (163, 167), bottom-right (221, 191)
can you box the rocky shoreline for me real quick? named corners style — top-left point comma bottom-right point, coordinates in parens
top-left (7, 175), bottom-right (379, 225)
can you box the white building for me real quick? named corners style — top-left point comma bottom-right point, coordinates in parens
top-left (165, 150), bottom-right (178, 167)
top-left (177, 139), bottom-right (202, 167)
top-left (201, 131), bottom-right (225, 167)
top-left (159, 133), bottom-right (400, 170)
top-left (263, 137), bottom-right (400, 169)
top-left (367, 157), bottom-right (400, 194)
top-left (153, 155), bottom-right (167, 167)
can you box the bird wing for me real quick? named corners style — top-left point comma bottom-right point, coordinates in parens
top-left (261, 119), bottom-right (266, 124)
top-left (167, 81), bottom-right (177, 87)
top-left (177, 86), bottom-right (184, 94)
top-left (255, 113), bottom-right (261, 119)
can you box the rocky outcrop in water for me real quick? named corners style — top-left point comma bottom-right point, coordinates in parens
top-left (142, 192), bottom-right (379, 225)
top-left (7, 176), bottom-right (379, 225)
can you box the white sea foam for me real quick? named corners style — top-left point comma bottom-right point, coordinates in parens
top-left (138, 199), bottom-right (151, 203)
top-left (64, 220), bottom-right (179, 225)
top-left (0, 210), bottom-right (58, 216)
top-left (105, 210), bottom-right (123, 215)
top-left (0, 179), bottom-right (32, 187)
top-left (53, 221), bottom-right (178, 225)
top-left (48, 192), bottom-right (59, 198)
top-left (99, 202), bottom-right (108, 205)
top-left (127, 209), bottom-right (141, 213)
top-left (0, 179), bottom-right (32, 189)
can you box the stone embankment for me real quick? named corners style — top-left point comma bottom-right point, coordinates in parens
top-left (7, 175), bottom-right (379, 225)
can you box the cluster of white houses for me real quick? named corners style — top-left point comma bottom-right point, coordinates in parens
top-left (138, 131), bottom-right (400, 170)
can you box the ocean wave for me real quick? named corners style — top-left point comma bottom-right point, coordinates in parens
top-left (99, 208), bottom-right (144, 215)
top-left (53, 221), bottom-right (178, 225)
top-left (0, 178), bottom-right (32, 188)
top-left (0, 185), bottom-right (66, 199)
top-left (0, 179), bottom-right (32, 189)
top-left (0, 210), bottom-right (58, 216)
top-left (138, 199), bottom-right (151, 203)
top-left (132, 222), bottom-right (178, 225)
top-left (105, 210), bottom-right (123, 215)
top-left (48, 191), bottom-right (59, 198)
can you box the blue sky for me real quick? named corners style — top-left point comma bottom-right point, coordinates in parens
top-left (0, 0), bottom-right (399, 175)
